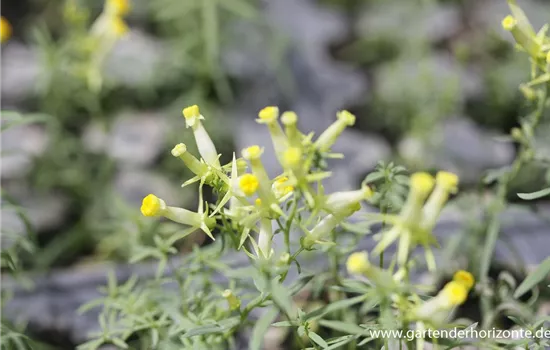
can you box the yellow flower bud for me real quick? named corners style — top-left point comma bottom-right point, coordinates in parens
top-left (171, 143), bottom-right (209, 178)
top-left (1, 16), bottom-right (12, 43)
top-left (502, 15), bottom-right (517, 31)
top-left (453, 270), bottom-right (475, 290)
top-left (281, 111), bottom-right (297, 126)
top-left (239, 174), bottom-right (259, 196)
top-left (257, 106), bottom-right (279, 124)
top-left (440, 281), bottom-right (468, 307)
top-left (435, 171), bottom-right (459, 193)
top-left (141, 194), bottom-right (165, 217)
top-left (222, 289), bottom-right (241, 311)
top-left (183, 105), bottom-right (200, 120)
top-left (337, 110), bottom-right (356, 126)
top-left (546, 51), bottom-right (550, 64)
top-left (255, 198), bottom-right (262, 206)
top-left (410, 172), bottom-right (435, 198)
top-left (106, 0), bottom-right (130, 16)
top-left (346, 251), bottom-right (370, 275)
top-left (242, 145), bottom-right (263, 160)
top-left (171, 143), bottom-right (187, 157)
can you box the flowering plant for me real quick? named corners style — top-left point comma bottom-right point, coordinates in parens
top-left (74, 1), bottom-right (549, 349)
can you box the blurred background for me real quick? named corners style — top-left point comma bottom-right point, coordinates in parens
top-left (1, 0), bottom-right (550, 348)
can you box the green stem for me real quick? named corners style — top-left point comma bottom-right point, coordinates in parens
top-left (480, 83), bottom-right (548, 326)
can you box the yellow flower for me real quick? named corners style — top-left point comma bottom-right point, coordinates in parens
top-left (171, 143), bottom-right (210, 178)
top-left (181, 105), bottom-right (221, 168)
top-left (239, 174), bottom-right (259, 196)
top-left (501, 15), bottom-right (517, 31)
top-left (414, 281), bottom-right (469, 323)
top-left (111, 16), bottom-right (129, 37)
top-left (314, 110), bottom-right (356, 153)
top-left (346, 251), bottom-right (370, 275)
top-left (241, 145), bottom-right (283, 216)
top-left (421, 171), bottom-right (458, 231)
top-left (435, 171), bottom-right (458, 193)
top-left (257, 106), bottom-right (279, 124)
top-left (272, 176), bottom-right (293, 198)
top-left (453, 270), bottom-right (475, 290)
top-left (222, 289), bottom-right (241, 311)
top-left (440, 281), bottom-right (468, 308)
top-left (242, 145), bottom-right (263, 160)
top-left (281, 111), bottom-right (301, 147)
top-left (410, 172), bottom-right (435, 199)
top-left (1, 16), bottom-right (12, 43)
top-left (140, 194), bottom-right (216, 239)
top-left (281, 111), bottom-right (297, 126)
top-left (106, 0), bottom-right (131, 16)
top-left (141, 194), bottom-right (165, 217)
top-left (183, 104), bottom-right (200, 120)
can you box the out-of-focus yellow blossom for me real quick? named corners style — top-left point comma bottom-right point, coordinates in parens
top-left (140, 194), bottom-right (216, 240)
top-left (314, 110), bottom-right (356, 153)
top-left (239, 174), bottom-right (259, 196)
top-left (257, 106), bottom-right (279, 123)
top-left (106, 0), bottom-right (130, 16)
top-left (110, 16), bottom-right (129, 37)
top-left (453, 270), bottom-right (475, 290)
top-left (222, 289), bottom-right (241, 311)
top-left (501, 14), bottom-right (541, 59)
top-left (546, 51), bottom-right (550, 64)
top-left (302, 214), bottom-right (342, 249)
top-left (421, 171), bottom-right (458, 231)
top-left (346, 251), bottom-right (398, 292)
top-left (346, 251), bottom-right (370, 275)
top-left (242, 145), bottom-right (283, 216)
top-left (501, 15), bottom-right (517, 31)
top-left (1, 17), bottom-right (12, 43)
top-left (440, 281), bottom-right (468, 307)
top-left (373, 172), bottom-right (439, 270)
top-left (414, 281), bottom-right (469, 322)
top-left (182, 105), bottom-right (221, 169)
top-left (171, 143), bottom-right (210, 178)
top-left (324, 185), bottom-right (373, 217)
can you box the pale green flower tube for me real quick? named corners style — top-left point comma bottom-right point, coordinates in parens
top-left (182, 105), bottom-right (221, 169)
top-left (314, 110), bottom-right (356, 153)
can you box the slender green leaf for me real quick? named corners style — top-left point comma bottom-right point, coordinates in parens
top-left (309, 331), bottom-right (328, 348)
top-left (250, 307), bottom-right (279, 350)
top-left (517, 187), bottom-right (550, 200)
top-left (514, 257), bottom-right (550, 298)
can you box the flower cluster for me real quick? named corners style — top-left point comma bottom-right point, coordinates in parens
top-left (369, 171), bottom-right (458, 271)
top-left (501, 0), bottom-right (550, 97)
top-left (141, 105), bottom-right (372, 260)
